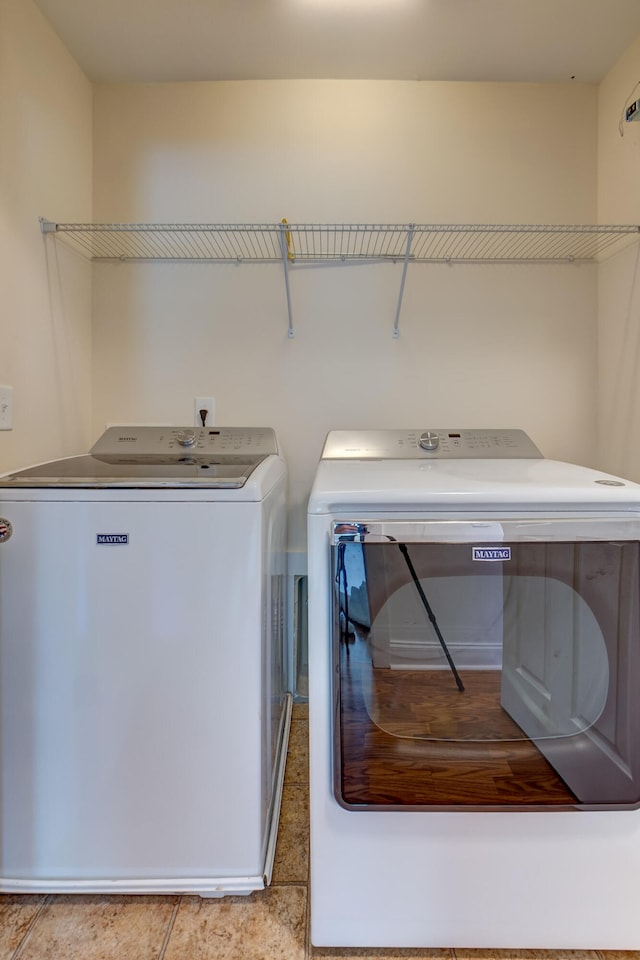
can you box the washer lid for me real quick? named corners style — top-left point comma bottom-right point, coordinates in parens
top-left (0, 454), bottom-right (270, 488)
top-left (0, 426), bottom-right (279, 489)
top-left (309, 457), bottom-right (640, 512)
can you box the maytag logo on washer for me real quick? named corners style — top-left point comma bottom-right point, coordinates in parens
top-left (472, 546), bottom-right (511, 562)
top-left (0, 519), bottom-right (13, 543)
top-left (96, 534), bottom-right (129, 545)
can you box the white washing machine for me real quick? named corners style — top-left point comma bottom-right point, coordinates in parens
top-left (0, 425), bottom-right (290, 896)
top-left (307, 428), bottom-right (640, 949)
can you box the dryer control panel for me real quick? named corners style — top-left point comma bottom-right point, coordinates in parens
top-left (321, 429), bottom-right (543, 460)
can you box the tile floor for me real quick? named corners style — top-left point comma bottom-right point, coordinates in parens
top-left (0, 702), bottom-right (638, 960)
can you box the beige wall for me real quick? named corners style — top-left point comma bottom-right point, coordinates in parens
top-left (93, 81), bottom-right (596, 224)
top-left (91, 80), bottom-right (598, 551)
top-left (0, 0), bottom-right (92, 474)
top-left (597, 34), bottom-right (640, 480)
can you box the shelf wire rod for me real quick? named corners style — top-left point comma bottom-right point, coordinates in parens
top-left (113, 229), bottom-right (143, 258)
top-left (197, 229), bottom-right (226, 260)
top-left (160, 230), bottom-right (184, 257)
top-left (243, 226), bottom-right (270, 259)
top-left (237, 226), bottom-right (259, 259)
top-left (188, 227), bottom-right (216, 259)
top-left (278, 223), bottom-right (295, 339)
top-left (59, 229), bottom-right (98, 258)
top-left (395, 226), bottom-right (412, 258)
top-left (393, 224), bottom-right (415, 339)
top-left (312, 224), bottom-right (323, 258)
top-left (357, 226), bottom-right (367, 258)
top-left (527, 230), bottom-right (570, 260)
top-left (590, 233), bottom-right (618, 258)
top-left (367, 226), bottom-right (381, 258)
top-left (375, 228), bottom-right (388, 258)
top-left (246, 228), bottom-right (263, 259)
top-left (545, 231), bottom-right (590, 260)
top-left (596, 231), bottom-right (639, 259)
top-left (221, 228), bottom-right (243, 260)
top-left (411, 227), bottom-right (442, 260)
top-left (265, 226), bottom-right (284, 259)
top-left (330, 224), bottom-right (341, 259)
top-left (69, 226), bottom-right (116, 260)
top-left (363, 226), bottom-right (375, 258)
top-left (387, 226), bottom-right (405, 259)
top-left (350, 224), bottom-right (359, 257)
top-left (349, 226), bottom-right (359, 258)
top-left (189, 229), bottom-right (217, 259)
top-left (456, 229), bottom-right (491, 260)
top-left (201, 226), bottom-right (230, 260)
top-left (123, 227), bottom-right (161, 259)
top-left (245, 228), bottom-right (265, 260)
top-left (344, 226), bottom-right (354, 258)
top-left (507, 231), bottom-right (543, 259)
top-left (234, 225), bottom-right (266, 259)
top-left (320, 223), bottom-right (330, 255)
top-left (488, 230), bottom-right (519, 259)
top-left (267, 224), bottom-right (287, 259)
top-left (199, 228), bottom-right (226, 258)
top-left (346, 224), bottom-right (356, 259)
top-left (437, 228), bottom-right (465, 261)
top-left (378, 228), bottom-right (395, 259)
top-left (256, 227), bottom-right (280, 260)
top-left (216, 228), bottom-right (243, 260)
top-left (143, 229), bottom-right (174, 258)
top-left (576, 232), bottom-right (619, 259)
top-left (90, 228), bottom-right (131, 260)
top-left (376, 229), bottom-right (389, 258)
top-left (468, 229), bottom-right (500, 259)
top-left (289, 224), bottom-right (302, 258)
top-left (211, 228), bottom-right (240, 260)
top-left (339, 225), bottom-right (350, 259)
top-left (303, 225), bottom-right (312, 259)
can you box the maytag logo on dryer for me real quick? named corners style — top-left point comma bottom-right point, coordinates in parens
top-left (96, 534), bottom-right (129, 545)
top-left (472, 546), bottom-right (511, 562)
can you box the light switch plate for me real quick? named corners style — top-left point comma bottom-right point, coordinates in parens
top-left (0, 386), bottom-right (13, 430)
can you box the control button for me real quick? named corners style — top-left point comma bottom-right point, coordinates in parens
top-left (175, 429), bottom-right (197, 447)
top-left (419, 431), bottom-right (440, 451)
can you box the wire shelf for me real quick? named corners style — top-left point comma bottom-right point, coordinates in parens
top-left (41, 221), bottom-right (640, 264)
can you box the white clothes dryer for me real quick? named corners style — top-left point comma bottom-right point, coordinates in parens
top-left (0, 425), bottom-right (289, 896)
top-left (307, 428), bottom-right (640, 948)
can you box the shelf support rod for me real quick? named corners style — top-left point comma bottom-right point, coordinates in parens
top-left (393, 224), bottom-right (414, 339)
top-left (278, 223), bottom-right (295, 339)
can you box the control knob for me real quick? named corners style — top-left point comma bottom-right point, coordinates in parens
top-left (176, 429), bottom-right (197, 447)
top-left (419, 431), bottom-right (440, 452)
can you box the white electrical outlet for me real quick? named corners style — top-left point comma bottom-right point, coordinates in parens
top-left (194, 396), bottom-right (216, 427)
top-left (0, 386), bottom-right (13, 430)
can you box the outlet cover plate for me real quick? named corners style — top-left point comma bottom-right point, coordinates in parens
top-left (194, 396), bottom-right (215, 427)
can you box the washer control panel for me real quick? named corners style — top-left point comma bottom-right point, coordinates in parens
top-left (91, 426), bottom-right (278, 458)
top-left (321, 429), bottom-right (543, 460)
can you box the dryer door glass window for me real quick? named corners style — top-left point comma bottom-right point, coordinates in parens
top-left (332, 518), bottom-right (640, 810)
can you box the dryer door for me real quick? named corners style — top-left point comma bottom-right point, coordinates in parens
top-left (332, 516), bottom-right (640, 810)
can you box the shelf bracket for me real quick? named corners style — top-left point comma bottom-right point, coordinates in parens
top-left (39, 218), bottom-right (57, 234)
top-left (393, 224), bottom-right (414, 339)
top-left (278, 222), bottom-right (295, 339)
